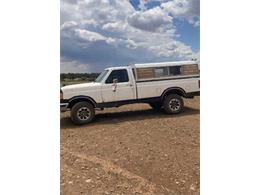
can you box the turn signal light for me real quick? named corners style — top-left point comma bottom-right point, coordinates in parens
top-left (60, 90), bottom-right (63, 100)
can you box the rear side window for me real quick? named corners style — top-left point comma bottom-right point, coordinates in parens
top-left (105, 69), bottom-right (129, 83)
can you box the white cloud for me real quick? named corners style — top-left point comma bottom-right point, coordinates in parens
top-left (102, 22), bottom-right (126, 32)
top-left (81, 19), bottom-right (98, 27)
top-left (127, 7), bottom-right (172, 32)
top-left (74, 29), bottom-right (107, 42)
top-left (161, 0), bottom-right (200, 26)
top-left (136, 0), bottom-right (200, 26)
top-left (105, 37), bottom-right (117, 45)
top-left (60, 0), bottom-right (199, 72)
top-left (61, 21), bottom-right (77, 30)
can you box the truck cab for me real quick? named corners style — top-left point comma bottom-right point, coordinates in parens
top-left (99, 67), bottom-right (137, 103)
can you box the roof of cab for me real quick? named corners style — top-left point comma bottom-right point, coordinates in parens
top-left (131, 60), bottom-right (198, 68)
top-left (105, 66), bottom-right (129, 70)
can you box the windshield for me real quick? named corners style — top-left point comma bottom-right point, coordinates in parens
top-left (95, 70), bottom-right (109, 82)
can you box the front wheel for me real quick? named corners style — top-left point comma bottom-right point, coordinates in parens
top-left (163, 94), bottom-right (184, 114)
top-left (70, 102), bottom-right (95, 125)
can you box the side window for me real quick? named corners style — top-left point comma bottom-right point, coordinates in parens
top-left (169, 66), bottom-right (181, 76)
top-left (155, 67), bottom-right (169, 77)
top-left (105, 69), bottom-right (129, 84)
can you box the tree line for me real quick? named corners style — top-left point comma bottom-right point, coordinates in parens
top-left (60, 73), bottom-right (100, 81)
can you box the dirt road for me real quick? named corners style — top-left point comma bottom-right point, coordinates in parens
top-left (61, 97), bottom-right (200, 195)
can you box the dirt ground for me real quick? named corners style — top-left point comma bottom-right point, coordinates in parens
top-left (60, 97), bottom-right (200, 195)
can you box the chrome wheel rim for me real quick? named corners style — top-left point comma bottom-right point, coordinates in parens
top-left (169, 99), bottom-right (181, 111)
top-left (77, 107), bottom-right (91, 120)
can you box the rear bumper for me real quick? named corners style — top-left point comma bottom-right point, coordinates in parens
top-left (60, 100), bottom-right (69, 112)
top-left (185, 91), bottom-right (200, 98)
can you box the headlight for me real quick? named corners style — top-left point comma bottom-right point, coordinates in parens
top-left (60, 90), bottom-right (63, 100)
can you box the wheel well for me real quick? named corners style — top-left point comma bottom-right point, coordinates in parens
top-left (161, 88), bottom-right (186, 100)
top-left (68, 97), bottom-right (96, 109)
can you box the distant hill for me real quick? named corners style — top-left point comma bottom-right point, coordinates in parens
top-left (60, 73), bottom-right (100, 82)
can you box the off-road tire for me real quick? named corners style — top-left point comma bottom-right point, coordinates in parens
top-left (149, 102), bottom-right (162, 110)
top-left (163, 94), bottom-right (184, 114)
top-left (70, 102), bottom-right (95, 125)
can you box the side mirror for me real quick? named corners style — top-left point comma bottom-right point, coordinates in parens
top-left (112, 78), bottom-right (118, 92)
top-left (113, 78), bottom-right (118, 84)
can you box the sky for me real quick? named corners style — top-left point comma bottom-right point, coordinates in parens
top-left (60, 0), bottom-right (200, 73)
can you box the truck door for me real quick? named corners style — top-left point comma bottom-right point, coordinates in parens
top-left (101, 69), bottom-right (135, 103)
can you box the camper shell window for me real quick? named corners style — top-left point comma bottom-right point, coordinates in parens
top-left (155, 67), bottom-right (169, 77)
top-left (169, 66), bottom-right (181, 76)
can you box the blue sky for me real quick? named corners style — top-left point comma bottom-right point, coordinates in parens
top-left (61, 0), bottom-right (200, 73)
top-left (175, 19), bottom-right (200, 52)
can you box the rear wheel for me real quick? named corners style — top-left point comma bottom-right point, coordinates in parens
top-left (149, 102), bottom-right (162, 110)
top-left (163, 94), bottom-right (184, 114)
top-left (70, 102), bottom-right (95, 125)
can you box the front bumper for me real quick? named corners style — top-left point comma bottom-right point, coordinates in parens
top-left (60, 100), bottom-right (69, 112)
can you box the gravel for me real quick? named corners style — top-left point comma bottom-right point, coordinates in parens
top-left (61, 97), bottom-right (200, 195)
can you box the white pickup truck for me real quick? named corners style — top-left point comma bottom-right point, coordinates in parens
top-left (60, 61), bottom-right (200, 125)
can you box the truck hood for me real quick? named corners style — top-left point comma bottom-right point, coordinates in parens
top-left (61, 82), bottom-right (101, 93)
